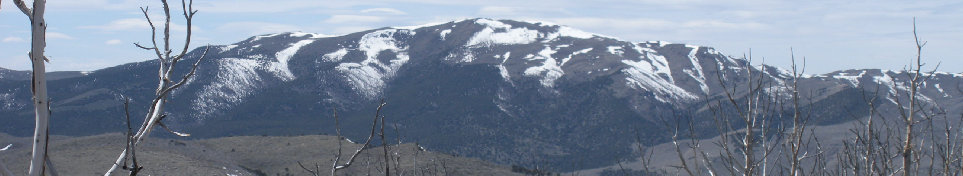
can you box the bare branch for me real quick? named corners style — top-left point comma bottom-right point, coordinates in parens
top-left (12, 0), bottom-right (32, 19)
top-left (332, 100), bottom-right (388, 174)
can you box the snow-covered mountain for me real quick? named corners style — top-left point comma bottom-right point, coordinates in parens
top-left (1, 18), bottom-right (961, 171)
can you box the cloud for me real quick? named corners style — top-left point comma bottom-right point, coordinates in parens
top-left (105, 39), bottom-right (123, 45)
top-left (2, 37), bottom-right (25, 43)
top-left (47, 32), bottom-right (75, 40)
top-left (195, 0), bottom-right (367, 13)
top-left (360, 8), bottom-right (407, 15)
top-left (79, 18), bottom-right (189, 32)
top-left (324, 15), bottom-right (384, 23)
top-left (216, 22), bottom-right (302, 35)
top-left (478, 6), bottom-right (519, 16)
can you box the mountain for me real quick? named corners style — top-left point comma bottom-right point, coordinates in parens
top-left (0, 18), bottom-right (961, 171)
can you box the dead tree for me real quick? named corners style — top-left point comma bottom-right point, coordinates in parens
top-left (103, 0), bottom-right (209, 175)
top-left (10, 0), bottom-right (50, 175)
top-left (299, 100), bottom-right (388, 176)
top-left (898, 18), bottom-right (927, 176)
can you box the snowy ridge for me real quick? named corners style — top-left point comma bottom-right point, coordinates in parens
top-left (468, 19), bottom-right (541, 46)
top-left (335, 29), bottom-right (414, 98)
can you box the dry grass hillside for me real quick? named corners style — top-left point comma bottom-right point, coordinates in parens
top-left (0, 133), bottom-right (521, 176)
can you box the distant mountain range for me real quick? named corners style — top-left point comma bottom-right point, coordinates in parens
top-left (1, 18), bottom-right (961, 171)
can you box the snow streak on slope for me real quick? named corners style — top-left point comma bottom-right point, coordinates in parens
top-left (684, 45), bottom-right (709, 93)
top-left (622, 44), bottom-right (697, 102)
top-left (271, 39), bottom-right (315, 81)
top-left (335, 29), bottom-right (413, 98)
top-left (523, 47), bottom-right (563, 87)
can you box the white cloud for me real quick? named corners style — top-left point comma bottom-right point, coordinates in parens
top-left (105, 39), bottom-right (123, 45)
top-left (2, 37), bottom-right (25, 43)
top-left (195, 0), bottom-right (367, 13)
top-left (360, 8), bottom-right (407, 15)
top-left (79, 18), bottom-right (189, 32)
top-left (216, 22), bottom-right (302, 35)
top-left (478, 6), bottom-right (519, 15)
top-left (324, 15), bottom-right (384, 23)
top-left (47, 32), bottom-right (75, 40)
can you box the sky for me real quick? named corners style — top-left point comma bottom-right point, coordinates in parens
top-left (1, 0), bottom-right (961, 74)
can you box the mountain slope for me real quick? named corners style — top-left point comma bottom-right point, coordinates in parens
top-left (1, 18), bottom-right (961, 171)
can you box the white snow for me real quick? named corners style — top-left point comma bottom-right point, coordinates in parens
top-left (562, 48), bottom-right (593, 66)
top-left (250, 33), bottom-right (284, 42)
top-left (607, 46), bottom-right (624, 56)
top-left (220, 45), bottom-right (238, 53)
top-left (498, 65), bottom-right (511, 82)
top-left (523, 46), bottom-right (563, 87)
top-left (620, 44), bottom-right (697, 102)
top-left (555, 26), bottom-right (595, 39)
top-left (646, 41), bottom-right (672, 47)
top-left (1, 144), bottom-right (10, 151)
top-left (289, 32), bottom-right (332, 38)
top-left (934, 83), bottom-right (949, 97)
top-left (272, 39), bottom-right (316, 81)
top-left (194, 58), bottom-right (263, 118)
top-left (632, 44), bottom-right (672, 82)
top-left (832, 70), bottom-right (866, 87)
top-left (323, 48), bottom-right (349, 62)
top-left (439, 29), bottom-right (452, 40)
top-left (622, 59), bottom-right (698, 102)
top-left (467, 20), bottom-right (540, 46)
top-left (335, 29), bottom-right (413, 98)
top-left (684, 45), bottom-right (709, 93)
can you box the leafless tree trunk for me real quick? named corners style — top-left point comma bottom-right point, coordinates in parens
top-left (899, 18), bottom-right (926, 176)
top-left (11, 0), bottom-right (49, 175)
top-left (104, 0), bottom-right (208, 175)
top-left (299, 100), bottom-right (388, 176)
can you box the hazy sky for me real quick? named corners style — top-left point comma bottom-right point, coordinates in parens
top-left (1, 0), bottom-right (961, 73)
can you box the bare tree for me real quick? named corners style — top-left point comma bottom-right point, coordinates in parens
top-left (299, 100), bottom-right (388, 176)
top-left (103, 0), bottom-right (209, 175)
top-left (897, 18), bottom-right (927, 176)
top-left (10, 0), bottom-right (50, 175)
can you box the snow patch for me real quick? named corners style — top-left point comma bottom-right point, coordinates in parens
top-left (193, 58), bottom-right (263, 118)
top-left (272, 39), bottom-right (316, 81)
top-left (289, 32), bottom-right (332, 38)
top-left (683, 45), bottom-right (709, 93)
top-left (622, 59), bottom-right (697, 102)
top-left (523, 47), bottom-right (563, 87)
top-left (335, 29), bottom-right (412, 98)
top-left (323, 48), bottom-right (349, 62)
top-left (220, 45), bottom-right (238, 53)
top-left (562, 48), bottom-right (593, 66)
top-left (555, 26), bottom-right (595, 39)
top-left (439, 29), bottom-right (452, 40)
top-left (607, 46), bottom-right (624, 56)
top-left (832, 70), bottom-right (866, 87)
top-left (250, 33), bottom-right (284, 42)
top-left (467, 20), bottom-right (540, 46)
top-left (934, 83), bottom-right (949, 97)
